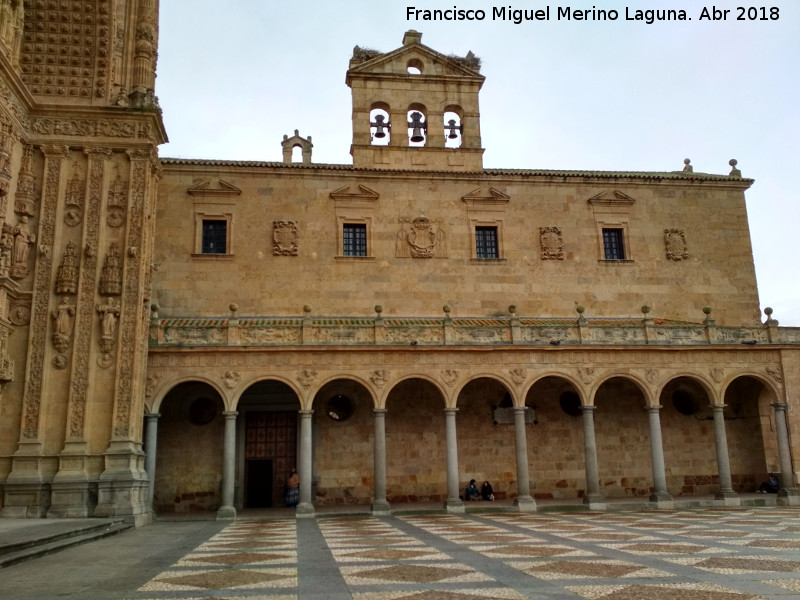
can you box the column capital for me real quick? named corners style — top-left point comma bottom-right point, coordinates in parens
top-left (144, 412), bottom-right (161, 421)
top-left (373, 408), bottom-right (388, 415)
top-left (299, 409), bottom-right (314, 417)
top-left (444, 407), bottom-right (459, 415)
top-left (647, 404), bottom-right (663, 413)
top-left (772, 402), bottom-right (789, 412)
top-left (222, 410), bottom-right (238, 418)
top-left (512, 406), bottom-right (529, 414)
top-left (710, 403), bottom-right (727, 411)
top-left (581, 405), bottom-right (597, 413)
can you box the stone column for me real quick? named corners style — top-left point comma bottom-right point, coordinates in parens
top-left (711, 404), bottom-right (739, 505)
top-left (444, 407), bottom-right (464, 512)
top-left (773, 403), bottom-right (800, 505)
top-left (371, 408), bottom-right (391, 515)
top-left (296, 410), bottom-right (315, 517)
top-left (144, 413), bottom-right (160, 512)
top-left (581, 405), bottom-right (605, 507)
top-left (512, 406), bottom-right (536, 511)
top-left (216, 411), bottom-right (237, 520)
top-left (647, 405), bottom-right (673, 504)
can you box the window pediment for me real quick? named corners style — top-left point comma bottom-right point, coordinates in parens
top-left (187, 178), bottom-right (242, 198)
top-left (462, 187), bottom-right (510, 208)
top-left (587, 190), bottom-right (636, 207)
top-left (329, 184), bottom-right (380, 205)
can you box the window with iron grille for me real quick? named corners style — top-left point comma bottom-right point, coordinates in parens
top-left (602, 228), bottom-right (625, 260)
top-left (343, 223), bottom-right (367, 257)
top-left (475, 226), bottom-right (499, 259)
top-left (201, 219), bottom-right (227, 254)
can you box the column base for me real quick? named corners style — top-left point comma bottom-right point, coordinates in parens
top-left (445, 499), bottom-right (465, 513)
top-left (295, 502), bottom-right (315, 518)
top-left (713, 490), bottom-right (741, 507)
top-left (216, 505), bottom-right (236, 520)
top-left (583, 493), bottom-right (606, 510)
top-left (513, 495), bottom-right (537, 512)
top-left (371, 499), bottom-right (391, 515)
top-left (777, 488), bottom-right (800, 506)
top-left (649, 491), bottom-right (674, 508)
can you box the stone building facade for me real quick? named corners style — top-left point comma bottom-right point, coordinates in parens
top-left (0, 8), bottom-right (798, 523)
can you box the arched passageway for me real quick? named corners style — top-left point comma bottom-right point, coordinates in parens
top-left (385, 378), bottom-right (447, 503)
top-left (153, 381), bottom-right (225, 513)
top-left (236, 379), bottom-right (301, 509)
top-left (312, 379), bottom-right (374, 506)
top-left (724, 376), bottom-right (771, 492)
top-left (525, 376), bottom-right (584, 499)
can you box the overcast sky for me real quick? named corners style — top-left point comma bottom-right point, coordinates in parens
top-left (156, 1), bottom-right (799, 326)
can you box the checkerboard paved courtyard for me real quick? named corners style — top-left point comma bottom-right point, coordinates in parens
top-left (122, 507), bottom-right (800, 599)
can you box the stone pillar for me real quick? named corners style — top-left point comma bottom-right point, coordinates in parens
top-left (647, 405), bottom-right (673, 505)
top-left (371, 408), bottom-right (391, 515)
top-left (773, 403), bottom-right (800, 505)
top-left (144, 413), bottom-right (160, 512)
top-left (216, 411), bottom-right (237, 520)
top-left (512, 406), bottom-right (536, 512)
top-left (296, 409), bottom-right (315, 517)
top-left (444, 407), bottom-right (464, 512)
top-left (581, 405), bottom-right (605, 508)
top-left (711, 404), bottom-right (739, 505)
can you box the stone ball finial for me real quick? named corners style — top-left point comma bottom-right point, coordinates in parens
top-left (729, 159), bottom-right (738, 167)
top-left (229, 303), bottom-right (239, 313)
top-left (576, 304), bottom-right (585, 314)
top-left (508, 304), bottom-right (517, 316)
top-left (303, 304), bottom-right (312, 314)
top-left (764, 307), bottom-right (773, 316)
top-left (641, 304), bottom-right (651, 315)
top-left (703, 306), bottom-right (712, 315)
top-left (729, 159), bottom-right (742, 177)
top-left (443, 304), bottom-right (451, 315)
top-left (374, 304), bottom-right (383, 315)
top-left (683, 158), bottom-right (693, 172)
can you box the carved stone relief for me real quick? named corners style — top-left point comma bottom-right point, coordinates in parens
top-left (441, 369), bottom-right (459, 386)
top-left (297, 369), bottom-right (317, 388)
top-left (509, 368), bottom-right (526, 385)
top-left (664, 229), bottom-right (688, 261)
top-left (396, 216), bottom-right (446, 258)
top-left (64, 168), bottom-right (86, 227)
top-left (273, 221), bottom-right (298, 256)
top-left (370, 369), bottom-right (388, 388)
top-left (540, 226), bottom-right (564, 260)
top-left (96, 297), bottom-right (120, 357)
top-left (106, 171), bottom-right (128, 227)
top-left (55, 241), bottom-right (80, 294)
top-left (14, 145), bottom-right (36, 217)
top-left (0, 223), bottom-right (12, 277)
top-left (99, 242), bottom-right (122, 296)
top-left (221, 370), bottom-right (240, 389)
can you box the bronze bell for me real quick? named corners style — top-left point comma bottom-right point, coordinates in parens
top-left (372, 114), bottom-right (388, 139)
top-left (446, 119), bottom-right (461, 139)
top-left (408, 111), bottom-right (426, 143)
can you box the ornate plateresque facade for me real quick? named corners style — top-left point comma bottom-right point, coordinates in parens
top-left (1, 10), bottom-right (799, 524)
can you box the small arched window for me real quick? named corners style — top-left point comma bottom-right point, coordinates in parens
top-left (406, 58), bottom-right (424, 75)
top-left (369, 104), bottom-right (391, 146)
top-left (291, 145), bottom-right (303, 163)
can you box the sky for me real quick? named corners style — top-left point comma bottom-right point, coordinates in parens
top-left (156, 1), bottom-right (799, 326)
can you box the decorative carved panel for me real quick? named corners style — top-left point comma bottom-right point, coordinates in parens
top-left (273, 221), bottom-right (298, 256)
top-left (664, 228), bottom-right (689, 261)
top-left (539, 226), bottom-right (564, 260)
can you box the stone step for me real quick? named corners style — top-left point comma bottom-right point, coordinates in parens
top-left (0, 520), bottom-right (132, 568)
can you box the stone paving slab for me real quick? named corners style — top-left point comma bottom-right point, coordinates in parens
top-left (2, 508), bottom-right (800, 599)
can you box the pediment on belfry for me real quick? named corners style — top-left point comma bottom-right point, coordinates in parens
top-left (329, 184), bottom-right (380, 203)
top-left (461, 187), bottom-right (510, 208)
top-left (187, 178), bottom-right (242, 197)
top-left (348, 41), bottom-right (483, 80)
top-left (587, 190), bottom-right (636, 206)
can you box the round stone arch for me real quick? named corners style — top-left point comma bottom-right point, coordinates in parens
top-left (150, 374), bottom-right (229, 414)
top-left (233, 373), bottom-right (305, 411)
top-left (721, 371), bottom-right (782, 493)
top-left (310, 373), bottom-right (378, 411)
top-left (657, 374), bottom-right (716, 417)
top-left (454, 372), bottom-right (516, 408)
top-left (655, 371), bottom-right (719, 409)
top-left (380, 373), bottom-right (450, 409)
top-left (522, 372), bottom-right (587, 409)
top-left (589, 372), bottom-right (654, 407)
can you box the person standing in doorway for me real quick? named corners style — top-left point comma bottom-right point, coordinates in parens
top-left (285, 468), bottom-right (300, 507)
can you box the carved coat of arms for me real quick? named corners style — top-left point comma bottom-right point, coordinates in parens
top-left (273, 221), bottom-right (298, 256)
top-left (664, 229), bottom-right (688, 261)
top-left (540, 226), bottom-right (564, 260)
top-left (396, 217), bottom-right (446, 258)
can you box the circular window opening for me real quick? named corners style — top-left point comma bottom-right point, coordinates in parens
top-left (327, 395), bottom-right (354, 422)
top-left (407, 58), bottom-right (423, 74)
top-left (189, 397), bottom-right (217, 425)
top-left (672, 389), bottom-right (698, 416)
top-left (559, 391), bottom-right (582, 417)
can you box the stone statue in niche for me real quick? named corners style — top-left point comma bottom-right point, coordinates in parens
top-left (99, 242), bottom-right (122, 296)
top-left (52, 297), bottom-right (75, 353)
top-left (664, 229), bottom-right (688, 261)
top-left (14, 145), bottom-right (36, 217)
top-left (272, 221), bottom-right (298, 256)
top-left (396, 216), bottom-right (446, 258)
top-left (10, 216), bottom-right (36, 279)
top-left (55, 241), bottom-right (79, 294)
top-left (64, 169), bottom-right (85, 227)
top-left (96, 297), bottom-right (120, 355)
top-left (106, 172), bottom-right (127, 227)
top-left (540, 226), bottom-right (564, 260)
